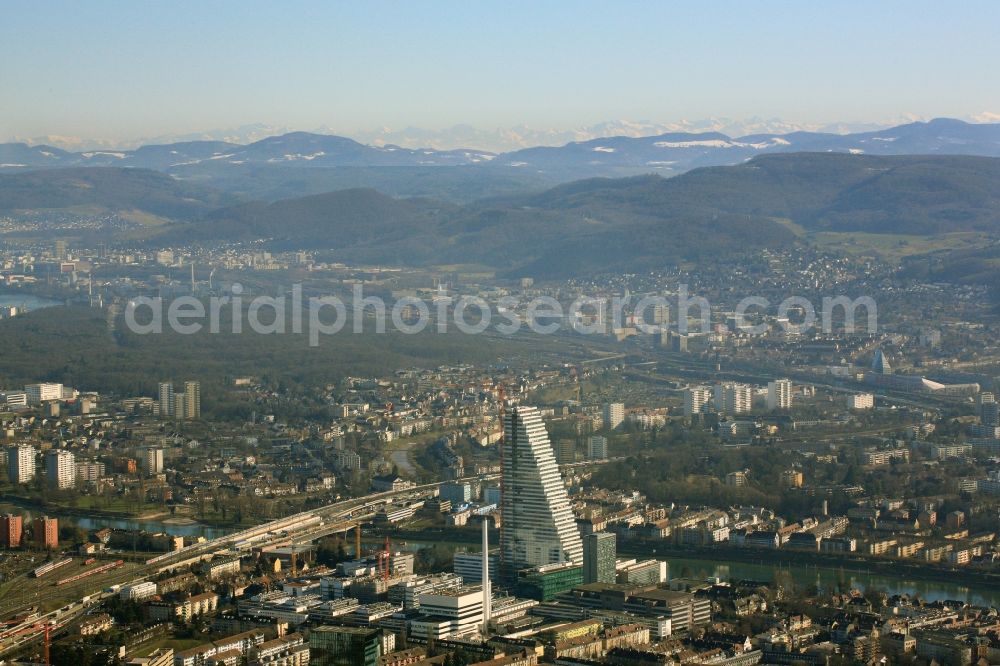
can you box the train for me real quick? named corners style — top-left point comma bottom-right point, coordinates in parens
top-left (31, 558), bottom-right (73, 578)
top-left (54, 560), bottom-right (124, 586)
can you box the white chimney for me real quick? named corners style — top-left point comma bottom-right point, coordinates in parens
top-left (482, 515), bottom-right (491, 631)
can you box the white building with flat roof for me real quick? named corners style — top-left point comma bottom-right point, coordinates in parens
top-left (25, 383), bottom-right (63, 405)
top-left (847, 393), bottom-right (875, 410)
top-left (410, 586), bottom-right (484, 639)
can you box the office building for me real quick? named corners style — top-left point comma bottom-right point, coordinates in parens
top-left (6, 444), bottom-right (36, 484)
top-left (183, 381), bottom-right (201, 419)
top-left (515, 562), bottom-right (584, 601)
top-left (454, 550), bottom-right (499, 584)
top-left (603, 403), bottom-right (625, 430)
top-left (587, 435), bottom-right (608, 460)
top-left (45, 449), bottom-right (75, 490)
top-left (767, 379), bottom-right (793, 410)
top-left (501, 406), bottom-right (583, 578)
top-left (410, 586), bottom-right (485, 639)
top-left (583, 532), bottom-right (617, 584)
top-left (683, 386), bottom-right (712, 417)
top-left (158, 382), bottom-right (173, 418)
top-left (309, 625), bottom-right (383, 666)
top-left (142, 447), bottom-right (165, 476)
top-left (24, 383), bottom-right (62, 405)
top-left (33, 516), bottom-right (58, 549)
top-left (1, 514), bottom-right (23, 548)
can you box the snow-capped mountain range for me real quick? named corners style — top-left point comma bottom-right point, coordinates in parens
top-left (3, 118), bottom-right (1000, 186)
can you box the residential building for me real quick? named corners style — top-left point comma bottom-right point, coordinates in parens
top-left (683, 387), bottom-right (712, 417)
top-left (158, 382), bottom-right (173, 418)
top-left (603, 403), bottom-right (625, 430)
top-left (75, 461), bottom-right (106, 482)
top-left (45, 449), bottom-right (75, 490)
top-left (767, 379), bottom-right (793, 410)
top-left (33, 516), bottom-right (58, 549)
top-left (120, 581), bottom-right (157, 601)
top-left (587, 435), bottom-right (608, 460)
top-left (183, 381), bottom-right (201, 419)
top-left (143, 447), bottom-right (165, 476)
top-left (202, 556), bottom-right (242, 579)
top-left (847, 393), bottom-right (875, 410)
top-left (1, 514), bottom-right (23, 548)
top-left (715, 383), bottom-right (753, 415)
top-left (6, 444), bottom-right (36, 484)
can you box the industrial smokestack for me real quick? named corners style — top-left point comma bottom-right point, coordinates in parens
top-left (482, 516), bottom-right (491, 632)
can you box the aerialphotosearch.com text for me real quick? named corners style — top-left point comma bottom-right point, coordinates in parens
top-left (123, 283), bottom-right (878, 346)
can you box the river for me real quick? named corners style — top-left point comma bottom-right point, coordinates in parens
top-left (0, 502), bottom-right (233, 540)
top-left (662, 555), bottom-right (998, 607)
top-left (387, 535), bottom-right (1000, 607)
top-left (0, 293), bottom-right (63, 311)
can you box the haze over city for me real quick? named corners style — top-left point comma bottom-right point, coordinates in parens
top-left (5, 3), bottom-right (1000, 666)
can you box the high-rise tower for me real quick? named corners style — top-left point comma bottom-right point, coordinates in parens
top-left (500, 406), bottom-right (583, 579)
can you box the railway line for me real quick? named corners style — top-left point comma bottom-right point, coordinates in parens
top-left (0, 472), bottom-right (497, 659)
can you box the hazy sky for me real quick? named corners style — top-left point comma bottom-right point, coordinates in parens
top-left (3, 0), bottom-right (1000, 143)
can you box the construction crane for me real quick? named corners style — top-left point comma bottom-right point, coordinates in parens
top-left (376, 536), bottom-right (391, 581)
top-left (6, 619), bottom-right (55, 666)
top-left (569, 366), bottom-right (582, 404)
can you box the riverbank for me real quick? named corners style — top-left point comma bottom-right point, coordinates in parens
top-left (379, 527), bottom-right (1000, 606)
top-left (0, 496), bottom-right (234, 540)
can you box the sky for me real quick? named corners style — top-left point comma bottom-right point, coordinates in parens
top-left (3, 0), bottom-right (1000, 147)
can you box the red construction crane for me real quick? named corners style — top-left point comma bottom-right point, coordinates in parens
top-left (6, 619), bottom-right (55, 666)
top-left (376, 536), bottom-right (391, 581)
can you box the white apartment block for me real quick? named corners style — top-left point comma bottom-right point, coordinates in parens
top-left (767, 379), bottom-right (793, 410)
top-left (847, 393), bottom-right (875, 410)
top-left (6, 444), bottom-right (36, 484)
top-left (715, 383), bottom-right (753, 414)
top-left (684, 386), bottom-right (713, 417)
top-left (587, 435), bottom-right (608, 460)
top-left (603, 403), bottom-right (624, 430)
top-left (45, 449), bottom-right (75, 490)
